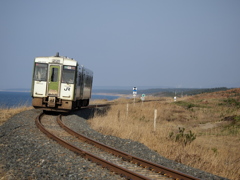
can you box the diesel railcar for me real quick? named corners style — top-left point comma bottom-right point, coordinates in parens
top-left (31, 53), bottom-right (93, 111)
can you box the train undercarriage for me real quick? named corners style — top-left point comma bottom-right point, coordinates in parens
top-left (32, 97), bottom-right (89, 112)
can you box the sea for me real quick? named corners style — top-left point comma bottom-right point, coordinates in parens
top-left (0, 91), bottom-right (120, 108)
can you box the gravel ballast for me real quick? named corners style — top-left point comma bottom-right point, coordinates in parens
top-left (0, 108), bottom-right (228, 179)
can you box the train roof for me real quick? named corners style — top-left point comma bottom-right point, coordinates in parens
top-left (34, 53), bottom-right (92, 74)
top-left (35, 54), bottom-right (78, 66)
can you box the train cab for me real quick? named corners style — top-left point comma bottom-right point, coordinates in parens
top-left (31, 53), bottom-right (93, 111)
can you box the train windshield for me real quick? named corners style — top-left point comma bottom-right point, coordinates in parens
top-left (62, 66), bottom-right (76, 84)
top-left (34, 63), bottom-right (48, 81)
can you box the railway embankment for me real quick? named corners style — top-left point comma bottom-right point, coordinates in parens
top-left (0, 107), bottom-right (228, 179)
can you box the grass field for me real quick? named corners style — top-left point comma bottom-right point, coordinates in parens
top-left (89, 88), bottom-right (240, 180)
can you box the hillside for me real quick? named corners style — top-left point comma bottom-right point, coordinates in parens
top-left (89, 88), bottom-right (240, 180)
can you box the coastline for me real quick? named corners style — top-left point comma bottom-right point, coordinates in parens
top-left (92, 93), bottom-right (133, 98)
top-left (0, 91), bottom-right (134, 99)
top-left (0, 90), bottom-right (31, 93)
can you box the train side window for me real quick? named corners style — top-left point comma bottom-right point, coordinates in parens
top-left (78, 74), bottom-right (82, 86)
top-left (78, 67), bottom-right (82, 86)
top-left (34, 63), bottom-right (48, 81)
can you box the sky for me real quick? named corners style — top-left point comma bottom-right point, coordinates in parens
top-left (0, 0), bottom-right (240, 90)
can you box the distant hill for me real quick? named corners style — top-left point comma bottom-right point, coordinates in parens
top-left (152, 87), bottom-right (229, 97)
top-left (92, 87), bottom-right (229, 97)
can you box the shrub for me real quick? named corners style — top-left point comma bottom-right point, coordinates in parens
top-left (220, 98), bottom-right (240, 108)
top-left (174, 101), bottom-right (197, 110)
top-left (169, 127), bottom-right (196, 146)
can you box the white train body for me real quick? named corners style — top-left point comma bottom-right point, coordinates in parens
top-left (31, 53), bottom-right (93, 111)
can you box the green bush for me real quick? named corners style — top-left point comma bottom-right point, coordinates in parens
top-left (174, 101), bottom-right (198, 110)
top-left (220, 98), bottom-right (240, 108)
top-left (169, 127), bottom-right (196, 146)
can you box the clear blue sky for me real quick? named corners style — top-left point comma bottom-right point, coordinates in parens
top-left (1, 0), bottom-right (239, 89)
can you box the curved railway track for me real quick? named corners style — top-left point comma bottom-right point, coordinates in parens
top-left (35, 110), bottom-right (200, 180)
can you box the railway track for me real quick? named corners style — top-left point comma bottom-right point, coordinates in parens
top-left (35, 111), bottom-right (200, 180)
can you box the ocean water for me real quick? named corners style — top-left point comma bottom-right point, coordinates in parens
top-left (0, 91), bottom-right (119, 108)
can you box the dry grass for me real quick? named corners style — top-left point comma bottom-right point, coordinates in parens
top-left (89, 89), bottom-right (240, 180)
top-left (0, 105), bottom-right (33, 126)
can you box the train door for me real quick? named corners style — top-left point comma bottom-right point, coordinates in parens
top-left (48, 65), bottom-right (60, 96)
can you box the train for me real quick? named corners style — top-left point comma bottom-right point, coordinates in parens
top-left (31, 53), bottom-right (93, 112)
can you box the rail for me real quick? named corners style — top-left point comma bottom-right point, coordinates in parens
top-left (57, 114), bottom-right (200, 180)
top-left (35, 111), bottom-right (200, 180)
top-left (36, 112), bottom-right (151, 180)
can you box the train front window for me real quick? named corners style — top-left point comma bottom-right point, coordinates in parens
top-left (62, 66), bottom-right (75, 84)
top-left (34, 63), bottom-right (48, 81)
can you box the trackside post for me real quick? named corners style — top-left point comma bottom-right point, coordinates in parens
top-left (154, 109), bottom-right (157, 131)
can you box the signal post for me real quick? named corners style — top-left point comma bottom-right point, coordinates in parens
top-left (133, 87), bottom-right (137, 105)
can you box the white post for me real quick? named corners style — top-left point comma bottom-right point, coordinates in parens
top-left (126, 103), bottom-right (129, 119)
top-left (154, 109), bottom-right (157, 131)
